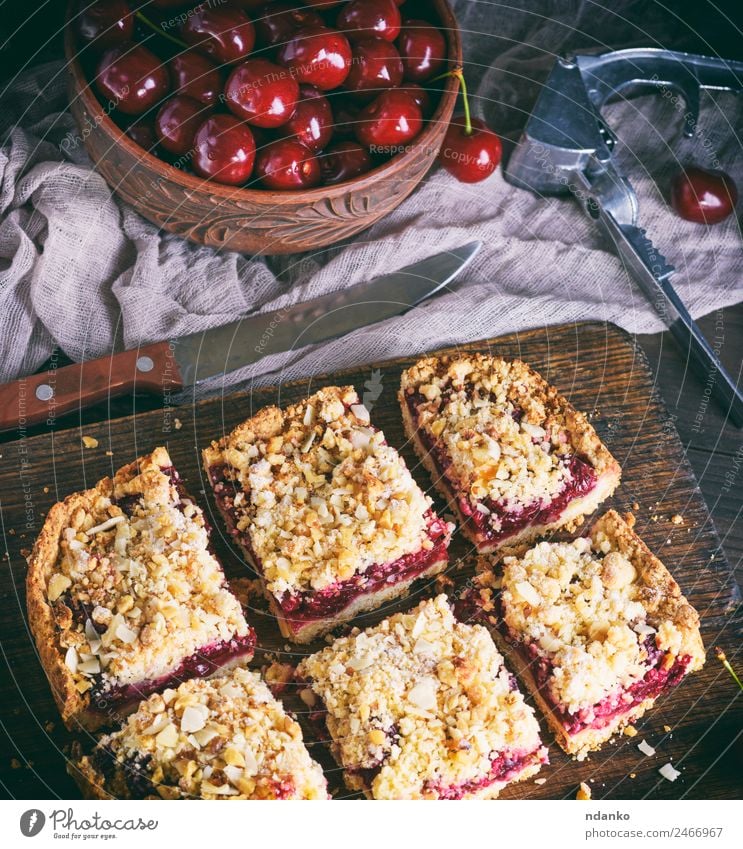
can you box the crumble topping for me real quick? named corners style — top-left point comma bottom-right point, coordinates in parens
top-left (402, 355), bottom-right (607, 522)
top-left (204, 387), bottom-right (438, 598)
top-left (499, 518), bottom-right (699, 715)
top-left (87, 667), bottom-right (328, 799)
top-left (46, 450), bottom-right (250, 695)
top-left (297, 594), bottom-right (544, 800)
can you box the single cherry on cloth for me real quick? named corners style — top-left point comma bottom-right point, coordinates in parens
top-left (337, 0), bottom-right (402, 44)
top-left (155, 95), bottom-right (208, 155)
top-left (169, 52), bottom-right (222, 106)
top-left (192, 114), bottom-right (256, 185)
top-left (276, 26), bottom-right (352, 91)
top-left (398, 19), bottom-right (446, 82)
top-left (95, 44), bottom-right (170, 115)
top-left (354, 88), bottom-right (422, 148)
top-left (439, 115), bottom-right (502, 183)
top-left (280, 85), bottom-right (333, 152)
top-left (344, 38), bottom-right (403, 100)
top-left (319, 140), bottom-right (372, 184)
top-left (253, 2), bottom-right (323, 48)
top-left (78, 0), bottom-right (133, 50)
top-left (225, 59), bottom-right (299, 128)
top-left (670, 166), bottom-right (738, 224)
top-left (255, 138), bottom-right (321, 189)
top-left (180, 7), bottom-right (255, 66)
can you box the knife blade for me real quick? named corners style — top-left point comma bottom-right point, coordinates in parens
top-left (0, 243), bottom-right (481, 433)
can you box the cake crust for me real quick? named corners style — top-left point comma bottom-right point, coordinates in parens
top-left (399, 354), bottom-right (621, 553)
top-left (27, 448), bottom-right (253, 731)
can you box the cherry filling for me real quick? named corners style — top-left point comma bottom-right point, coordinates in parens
top-left (89, 632), bottom-right (257, 711)
top-left (423, 747), bottom-right (547, 799)
top-left (208, 463), bottom-right (450, 627)
top-left (517, 634), bottom-right (691, 736)
top-left (406, 394), bottom-right (598, 545)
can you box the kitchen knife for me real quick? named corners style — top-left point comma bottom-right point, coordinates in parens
top-left (0, 242), bottom-right (481, 433)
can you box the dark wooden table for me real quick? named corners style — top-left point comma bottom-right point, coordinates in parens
top-left (636, 304), bottom-right (743, 585)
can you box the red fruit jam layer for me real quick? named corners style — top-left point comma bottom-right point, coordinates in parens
top-left (423, 747), bottom-right (548, 800)
top-left (91, 632), bottom-right (257, 710)
top-left (406, 394), bottom-right (597, 545)
top-left (208, 463), bottom-right (450, 627)
top-left (517, 634), bottom-right (691, 736)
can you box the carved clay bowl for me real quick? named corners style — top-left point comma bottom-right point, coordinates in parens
top-left (63, 2), bottom-right (461, 256)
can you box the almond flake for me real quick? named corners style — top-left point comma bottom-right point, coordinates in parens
top-left (637, 739), bottom-right (656, 757)
top-left (659, 762), bottom-right (681, 782)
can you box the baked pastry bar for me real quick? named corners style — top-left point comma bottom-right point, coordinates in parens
top-left (203, 386), bottom-right (452, 643)
top-left (71, 666), bottom-right (328, 799)
top-left (399, 354), bottom-right (621, 553)
top-left (296, 594), bottom-right (547, 799)
top-left (26, 448), bottom-right (256, 731)
top-left (471, 510), bottom-right (705, 759)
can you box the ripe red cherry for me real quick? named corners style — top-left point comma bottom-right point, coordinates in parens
top-left (225, 59), bottom-right (299, 128)
top-left (276, 26), bottom-right (352, 91)
top-left (155, 95), bottom-right (207, 155)
top-left (280, 85), bottom-right (333, 152)
top-left (180, 8), bottom-right (255, 66)
top-left (355, 89), bottom-right (422, 148)
top-left (344, 38), bottom-right (403, 100)
top-left (320, 141), bottom-right (372, 184)
top-left (670, 166), bottom-right (738, 224)
top-left (192, 114), bottom-right (256, 185)
top-left (169, 53), bottom-right (222, 106)
top-left (78, 0), bottom-right (133, 49)
top-left (398, 19), bottom-right (446, 82)
top-left (95, 44), bottom-right (170, 115)
top-left (255, 139), bottom-right (321, 189)
top-left (125, 119), bottom-right (156, 151)
top-left (254, 2), bottom-right (323, 47)
top-left (337, 0), bottom-right (402, 43)
top-left (439, 116), bottom-right (502, 183)
top-left (400, 83), bottom-right (432, 117)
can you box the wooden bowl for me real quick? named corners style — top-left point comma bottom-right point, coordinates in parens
top-left (63, 3), bottom-right (461, 256)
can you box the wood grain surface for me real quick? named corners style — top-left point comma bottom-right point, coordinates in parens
top-left (1, 322), bottom-right (741, 800)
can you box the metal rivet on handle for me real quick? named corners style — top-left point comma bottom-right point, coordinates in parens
top-left (136, 356), bottom-right (155, 373)
top-left (35, 384), bottom-right (54, 401)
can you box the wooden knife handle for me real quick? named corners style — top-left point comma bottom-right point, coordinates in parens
top-left (0, 342), bottom-right (184, 433)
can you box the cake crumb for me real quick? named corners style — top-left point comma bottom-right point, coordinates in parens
top-left (651, 514), bottom-right (658, 522)
top-left (435, 573), bottom-right (455, 593)
top-left (10, 758), bottom-right (21, 769)
top-left (43, 486), bottom-right (49, 494)
top-left (576, 782), bottom-right (592, 800)
top-left (629, 773), bottom-right (636, 779)
top-left (174, 418), bottom-right (183, 430)
top-left (631, 502), bottom-right (640, 511)
top-left (623, 725), bottom-right (638, 737)
top-left (44, 720), bottom-right (55, 733)
top-left (663, 725), bottom-right (672, 733)
top-left (105, 450), bottom-right (114, 457)
top-left (671, 514), bottom-right (683, 525)
top-left (81, 435), bottom-right (98, 448)
top-left (263, 662), bottom-right (294, 695)
top-left (534, 777), bottom-right (547, 785)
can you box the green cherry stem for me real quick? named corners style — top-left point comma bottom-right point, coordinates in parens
top-left (716, 647), bottom-right (743, 691)
top-left (135, 11), bottom-right (189, 50)
top-left (433, 67), bottom-right (472, 135)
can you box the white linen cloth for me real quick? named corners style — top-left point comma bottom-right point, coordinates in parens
top-left (1, 1), bottom-right (741, 395)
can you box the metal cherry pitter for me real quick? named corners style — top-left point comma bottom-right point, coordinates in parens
top-left (505, 48), bottom-right (743, 426)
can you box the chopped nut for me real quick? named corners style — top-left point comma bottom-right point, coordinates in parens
top-left (47, 573), bottom-right (72, 602)
top-left (81, 435), bottom-right (99, 449)
top-left (663, 725), bottom-right (672, 733)
top-left (671, 514), bottom-right (683, 525)
top-left (367, 729), bottom-right (386, 746)
top-left (576, 781), bottom-right (592, 800)
top-left (623, 725), bottom-right (638, 737)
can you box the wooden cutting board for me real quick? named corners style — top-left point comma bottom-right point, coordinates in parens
top-left (2, 322), bottom-right (741, 800)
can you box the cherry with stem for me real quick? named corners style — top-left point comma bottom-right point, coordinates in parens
top-left (435, 67), bottom-right (502, 184)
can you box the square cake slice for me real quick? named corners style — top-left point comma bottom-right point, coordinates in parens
top-left (203, 386), bottom-right (452, 643)
top-left (296, 594), bottom-right (547, 799)
top-left (71, 666), bottom-right (329, 799)
top-left (399, 354), bottom-right (621, 553)
top-left (471, 510), bottom-right (705, 759)
top-left (26, 448), bottom-right (256, 731)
